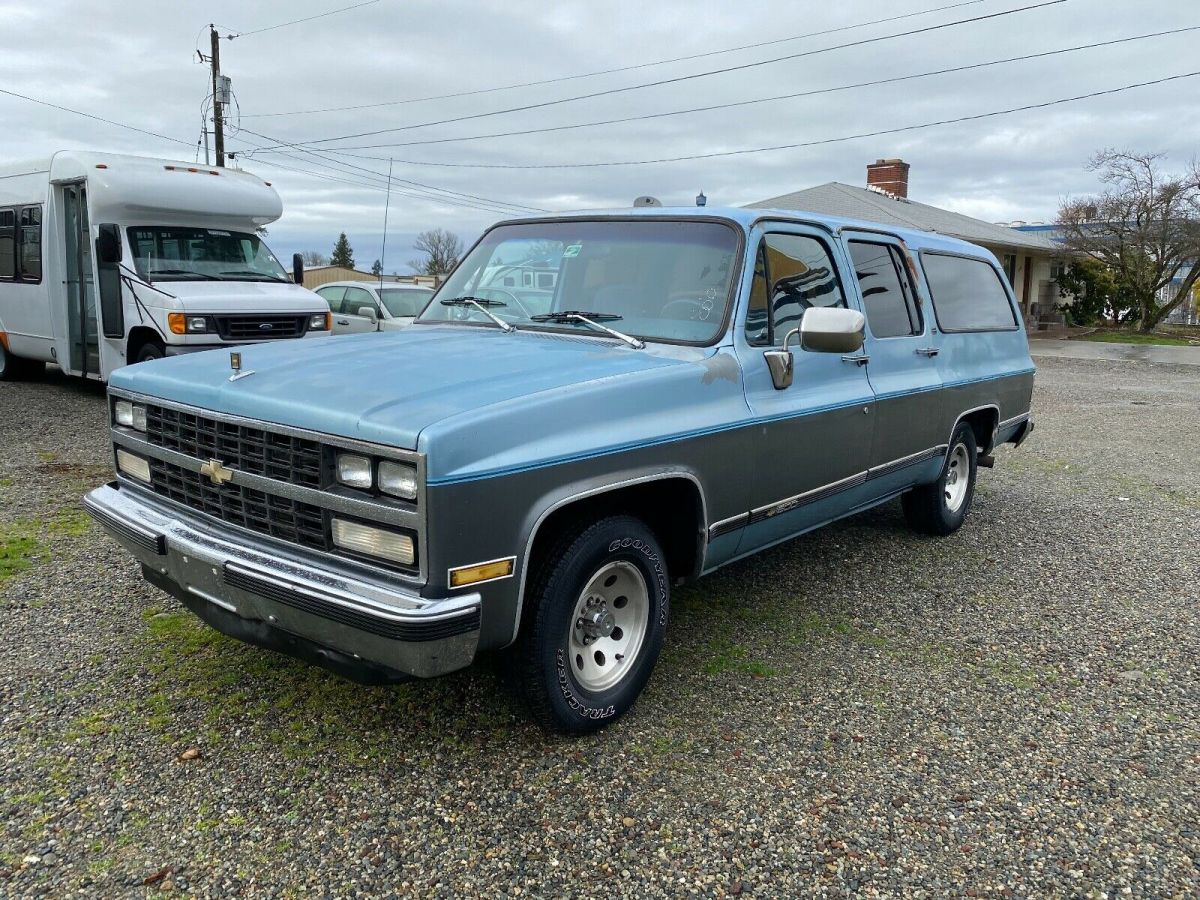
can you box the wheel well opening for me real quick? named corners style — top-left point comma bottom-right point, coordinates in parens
top-left (959, 408), bottom-right (999, 454)
top-left (526, 479), bottom-right (705, 597)
top-left (126, 326), bottom-right (163, 362)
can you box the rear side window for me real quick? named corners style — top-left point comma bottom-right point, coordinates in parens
top-left (847, 241), bottom-right (921, 337)
top-left (922, 253), bottom-right (1018, 332)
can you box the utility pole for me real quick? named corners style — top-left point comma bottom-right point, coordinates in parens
top-left (209, 26), bottom-right (225, 167)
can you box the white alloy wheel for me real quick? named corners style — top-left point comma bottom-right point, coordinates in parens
top-left (944, 441), bottom-right (971, 512)
top-left (567, 560), bottom-right (650, 692)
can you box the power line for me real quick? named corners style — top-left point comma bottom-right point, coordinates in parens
top-left (348, 70), bottom-right (1200, 169)
top-left (228, 133), bottom-right (545, 215)
top-left (0, 87), bottom-right (194, 148)
top-left (288, 26), bottom-right (1199, 154)
top-left (228, 0), bottom-right (380, 39)
top-left (234, 126), bottom-right (546, 212)
top-left (251, 0), bottom-right (1067, 150)
top-left (242, 0), bottom-right (986, 118)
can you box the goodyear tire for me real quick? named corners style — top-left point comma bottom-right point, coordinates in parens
top-left (517, 515), bottom-right (669, 734)
top-left (902, 422), bottom-right (978, 536)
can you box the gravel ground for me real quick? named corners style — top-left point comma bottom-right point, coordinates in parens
top-left (1, 357), bottom-right (1197, 898)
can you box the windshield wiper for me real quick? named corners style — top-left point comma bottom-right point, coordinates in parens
top-left (439, 296), bottom-right (514, 332)
top-left (147, 268), bottom-right (221, 281)
top-left (219, 270), bottom-right (289, 282)
top-left (530, 311), bottom-right (645, 349)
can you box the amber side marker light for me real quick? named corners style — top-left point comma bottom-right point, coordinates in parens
top-left (167, 312), bottom-right (187, 335)
top-left (449, 557), bottom-right (515, 589)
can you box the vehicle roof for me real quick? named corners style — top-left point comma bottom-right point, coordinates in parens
top-left (496, 205), bottom-right (997, 259)
top-left (317, 280), bottom-right (434, 290)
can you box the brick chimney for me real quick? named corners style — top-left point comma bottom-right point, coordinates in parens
top-left (866, 158), bottom-right (910, 199)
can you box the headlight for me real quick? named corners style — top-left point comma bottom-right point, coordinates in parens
top-left (310, 313), bottom-right (331, 331)
top-left (336, 453), bottom-right (373, 489)
top-left (114, 400), bottom-right (147, 432)
top-left (116, 449), bottom-right (151, 483)
top-left (332, 518), bottom-right (415, 567)
top-left (378, 461), bottom-right (417, 500)
top-left (187, 316), bottom-right (208, 333)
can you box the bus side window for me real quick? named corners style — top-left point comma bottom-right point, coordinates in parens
top-left (19, 207), bottom-right (42, 282)
top-left (0, 209), bottom-right (15, 279)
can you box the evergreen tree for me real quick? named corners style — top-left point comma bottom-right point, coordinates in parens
top-left (330, 233), bottom-right (355, 269)
top-left (371, 259), bottom-right (382, 277)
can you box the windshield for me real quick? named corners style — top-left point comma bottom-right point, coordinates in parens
top-left (380, 287), bottom-right (434, 317)
top-left (417, 220), bottom-right (740, 344)
top-left (127, 226), bottom-right (289, 282)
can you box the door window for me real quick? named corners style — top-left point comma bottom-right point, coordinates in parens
top-left (745, 233), bottom-right (846, 345)
top-left (847, 241), bottom-right (921, 338)
top-left (316, 286), bottom-right (346, 309)
top-left (342, 286), bottom-right (376, 316)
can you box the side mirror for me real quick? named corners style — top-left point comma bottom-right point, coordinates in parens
top-left (799, 307), bottom-right (866, 354)
top-left (292, 253), bottom-right (304, 285)
top-left (763, 328), bottom-right (800, 390)
top-left (357, 306), bottom-right (378, 324)
top-left (97, 224), bottom-right (122, 265)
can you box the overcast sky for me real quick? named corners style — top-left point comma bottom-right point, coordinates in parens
top-left (3, 0), bottom-right (1197, 270)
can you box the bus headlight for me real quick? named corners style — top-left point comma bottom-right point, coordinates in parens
top-left (310, 313), bottom-right (331, 331)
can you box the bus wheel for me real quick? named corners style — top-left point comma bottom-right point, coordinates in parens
top-left (136, 342), bottom-right (165, 364)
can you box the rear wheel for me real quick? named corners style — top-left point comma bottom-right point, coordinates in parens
top-left (0, 343), bottom-right (43, 381)
top-left (515, 515), bottom-right (669, 734)
top-left (902, 422), bottom-right (978, 535)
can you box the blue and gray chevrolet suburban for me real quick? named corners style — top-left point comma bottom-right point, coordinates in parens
top-left (85, 207), bottom-right (1035, 733)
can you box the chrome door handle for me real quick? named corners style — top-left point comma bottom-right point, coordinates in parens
top-left (916, 347), bottom-right (940, 357)
top-left (841, 354), bottom-right (870, 366)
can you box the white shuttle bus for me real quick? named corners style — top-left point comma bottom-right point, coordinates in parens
top-left (0, 151), bottom-right (331, 381)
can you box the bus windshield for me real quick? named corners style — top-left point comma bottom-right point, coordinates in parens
top-left (127, 226), bottom-right (290, 283)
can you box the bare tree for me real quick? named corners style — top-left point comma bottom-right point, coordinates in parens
top-left (1057, 150), bottom-right (1200, 332)
top-left (300, 250), bottom-right (328, 266)
top-left (409, 228), bottom-right (463, 277)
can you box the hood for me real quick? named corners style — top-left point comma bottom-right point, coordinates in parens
top-left (158, 280), bottom-right (327, 313)
top-left (109, 325), bottom-right (710, 450)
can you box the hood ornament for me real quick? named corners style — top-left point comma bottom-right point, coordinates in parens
top-left (229, 351), bottom-right (255, 382)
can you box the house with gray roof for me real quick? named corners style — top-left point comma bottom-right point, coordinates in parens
top-left (750, 159), bottom-right (1066, 325)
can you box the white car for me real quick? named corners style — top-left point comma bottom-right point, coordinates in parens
top-left (313, 281), bottom-right (435, 335)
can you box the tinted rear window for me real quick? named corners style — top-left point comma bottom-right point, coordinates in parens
top-left (921, 253), bottom-right (1017, 332)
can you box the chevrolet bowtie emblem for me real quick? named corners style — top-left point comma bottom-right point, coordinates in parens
top-left (200, 459), bottom-right (234, 486)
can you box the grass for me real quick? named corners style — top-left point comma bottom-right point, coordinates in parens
top-left (0, 522), bottom-right (43, 586)
top-left (1075, 330), bottom-right (1197, 347)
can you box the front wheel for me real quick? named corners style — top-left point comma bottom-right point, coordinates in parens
top-left (902, 423), bottom-right (978, 535)
top-left (0, 343), bottom-right (43, 381)
top-left (136, 341), bottom-right (165, 364)
top-left (515, 515), bottom-right (669, 734)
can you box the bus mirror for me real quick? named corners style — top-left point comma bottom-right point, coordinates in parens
top-left (97, 224), bottom-right (122, 265)
top-left (292, 253), bottom-right (304, 285)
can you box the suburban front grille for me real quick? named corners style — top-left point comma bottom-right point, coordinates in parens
top-left (144, 405), bottom-right (325, 488)
top-left (148, 458), bottom-right (329, 551)
top-left (214, 314), bottom-right (307, 340)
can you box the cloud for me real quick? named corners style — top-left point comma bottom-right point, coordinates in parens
top-left (3, 0), bottom-right (1196, 262)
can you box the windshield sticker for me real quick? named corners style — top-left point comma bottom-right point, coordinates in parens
top-left (562, 243), bottom-right (582, 258)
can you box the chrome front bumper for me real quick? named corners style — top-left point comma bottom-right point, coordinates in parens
top-left (83, 482), bottom-right (480, 679)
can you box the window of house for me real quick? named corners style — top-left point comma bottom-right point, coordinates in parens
top-left (922, 253), bottom-right (1019, 332)
top-left (1001, 253), bottom-right (1017, 286)
top-left (847, 240), bottom-right (921, 338)
top-left (745, 233), bottom-right (846, 346)
top-left (0, 209), bottom-right (14, 279)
